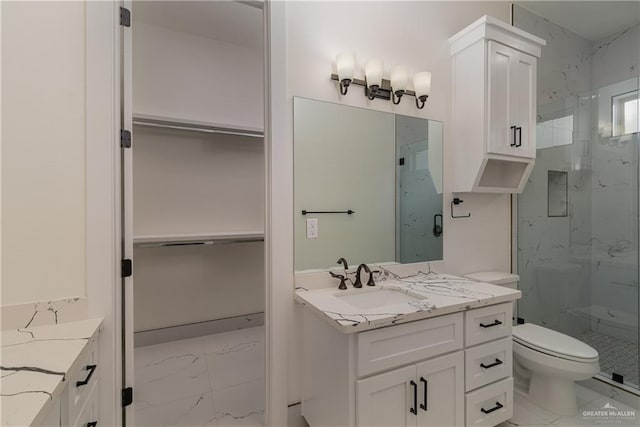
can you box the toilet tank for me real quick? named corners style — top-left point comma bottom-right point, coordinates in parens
top-left (464, 271), bottom-right (520, 323)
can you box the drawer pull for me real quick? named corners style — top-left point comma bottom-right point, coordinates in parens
top-left (76, 364), bottom-right (97, 387)
top-left (410, 380), bottom-right (417, 415)
top-left (420, 377), bottom-right (428, 411)
top-left (479, 320), bottom-right (502, 328)
top-left (481, 402), bottom-right (504, 414)
top-left (480, 358), bottom-right (503, 369)
top-left (87, 422), bottom-right (98, 427)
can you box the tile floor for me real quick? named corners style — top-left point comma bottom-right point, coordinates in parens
top-left (576, 330), bottom-right (639, 388)
top-left (134, 326), bottom-right (264, 427)
top-left (499, 385), bottom-right (638, 427)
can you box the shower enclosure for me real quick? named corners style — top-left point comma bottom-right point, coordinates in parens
top-left (514, 2), bottom-right (640, 392)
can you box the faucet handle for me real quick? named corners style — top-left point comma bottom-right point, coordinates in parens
top-left (329, 271), bottom-right (348, 290)
top-left (366, 274), bottom-right (375, 287)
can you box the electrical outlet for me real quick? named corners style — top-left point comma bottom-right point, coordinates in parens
top-left (306, 218), bottom-right (319, 239)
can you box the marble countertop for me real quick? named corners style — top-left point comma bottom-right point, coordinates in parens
top-left (295, 269), bottom-right (521, 333)
top-left (1, 318), bottom-right (103, 426)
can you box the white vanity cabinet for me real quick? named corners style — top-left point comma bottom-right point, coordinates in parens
top-left (449, 15), bottom-right (545, 193)
top-left (301, 302), bottom-right (515, 427)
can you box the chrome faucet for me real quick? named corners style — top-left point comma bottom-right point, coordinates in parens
top-left (354, 264), bottom-right (375, 288)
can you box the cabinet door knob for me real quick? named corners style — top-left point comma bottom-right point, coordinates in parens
top-left (510, 126), bottom-right (517, 147)
top-left (410, 380), bottom-right (418, 415)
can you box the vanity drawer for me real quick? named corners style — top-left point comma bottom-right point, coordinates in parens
top-left (465, 377), bottom-right (513, 427)
top-left (465, 337), bottom-right (512, 391)
top-left (68, 339), bottom-right (98, 424)
top-left (464, 303), bottom-right (512, 347)
top-left (357, 313), bottom-right (463, 377)
top-left (72, 381), bottom-right (98, 427)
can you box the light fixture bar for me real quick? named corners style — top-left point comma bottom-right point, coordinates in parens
top-left (331, 74), bottom-right (417, 101)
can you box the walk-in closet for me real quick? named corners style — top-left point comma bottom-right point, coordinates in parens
top-left (122, 2), bottom-right (265, 425)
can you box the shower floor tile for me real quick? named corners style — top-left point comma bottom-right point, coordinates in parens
top-left (575, 330), bottom-right (638, 388)
top-left (134, 326), bottom-right (265, 427)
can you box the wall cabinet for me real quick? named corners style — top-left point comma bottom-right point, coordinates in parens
top-left (301, 303), bottom-right (514, 427)
top-left (449, 15), bottom-right (545, 193)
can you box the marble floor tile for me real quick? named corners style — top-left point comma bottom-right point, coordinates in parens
top-left (204, 327), bottom-right (264, 390)
top-left (213, 379), bottom-right (265, 427)
top-left (135, 336), bottom-right (211, 407)
top-left (135, 392), bottom-right (218, 427)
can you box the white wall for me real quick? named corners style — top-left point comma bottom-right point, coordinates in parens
top-left (282, 1), bottom-right (512, 405)
top-left (133, 21), bottom-right (264, 130)
top-left (1, 1), bottom-right (87, 305)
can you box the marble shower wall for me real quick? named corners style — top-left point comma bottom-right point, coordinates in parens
top-left (515, 6), bottom-right (594, 336)
top-left (515, 5), bottom-right (640, 343)
top-left (589, 23), bottom-right (639, 341)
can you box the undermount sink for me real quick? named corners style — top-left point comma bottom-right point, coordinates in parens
top-left (335, 288), bottom-right (421, 310)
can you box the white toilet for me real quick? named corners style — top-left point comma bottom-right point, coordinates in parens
top-left (465, 272), bottom-right (600, 416)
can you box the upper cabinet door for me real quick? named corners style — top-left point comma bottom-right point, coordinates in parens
top-left (487, 41), bottom-right (536, 159)
top-left (416, 352), bottom-right (464, 427)
top-left (357, 365), bottom-right (418, 427)
top-left (512, 51), bottom-right (537, 158)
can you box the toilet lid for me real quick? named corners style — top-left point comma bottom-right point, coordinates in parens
top-left (513, 324), bottom-right (598, 362)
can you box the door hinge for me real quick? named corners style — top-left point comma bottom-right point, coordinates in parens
top-left (122, 259), bottom-right (132, 278)
top-left (120, 7), bottom-right (131, 27)
top-left (122, 387), bottom-right (133, 407)
top-left (121, 129), bottom-right (132, 148)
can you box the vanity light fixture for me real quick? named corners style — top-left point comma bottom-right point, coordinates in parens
top-left (364, 59), bottom-right (384, 100)
top-left (413, 71), bottom-right (431, 109)
top-left (390, 66), bottom-right (408, 105)
top-left (336, 51), bottom-right (355, 95)
top-left (331, 53), bottom-right (431, 109)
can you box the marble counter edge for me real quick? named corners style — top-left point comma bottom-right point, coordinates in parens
top-left (294, 286), bottom-right (521, 334)
top-left (1, 318), bottom-right (104, 427)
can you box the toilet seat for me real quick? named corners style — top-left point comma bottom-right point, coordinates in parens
top-left (513, 324), bottom-right (598, 363)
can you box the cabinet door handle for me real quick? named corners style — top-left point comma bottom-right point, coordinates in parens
top-left (516, 126), bottom-right (522, 147)
top-left (479, 319), bottom-right (502, 328)
top-left (480, 358), bottom-right (504, 369)
top-left (420, 377), bottom-right (428, 411)
top-left (410, 380), bottom-right (418, 415)
top-left (510, 126), bottom-right (517, 147)
top-left (87, 422), bottom-right (98, 427)
top-left (76, 364), bottom-right (97, 387)
top-left (481, 402), bottom-right (504, 414)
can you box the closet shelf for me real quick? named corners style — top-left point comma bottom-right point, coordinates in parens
top-left (133, 231), bottom-right (265, 247)
top-left (132, 113), bottom-right (264, 138)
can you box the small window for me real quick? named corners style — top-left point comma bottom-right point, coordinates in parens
top-left (537, 115), bottom-right (574, 149)
top-left (612, 90), bottom-right (639, 136)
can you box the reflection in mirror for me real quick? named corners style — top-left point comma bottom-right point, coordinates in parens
top-left (293, 97), bottom-right (443, 271)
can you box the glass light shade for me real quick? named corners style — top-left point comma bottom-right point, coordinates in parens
top-left (336, 51), bottom-right (355, 82)
top-left (390, 66), bottom-right (408, 92)
top-left (365, 59), bottom-right (384, 87)
top-left (413, 71), bottom-right (432, 97)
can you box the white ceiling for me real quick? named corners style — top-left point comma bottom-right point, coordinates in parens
top-left (133, 1), bottom-right (263, 49)
top-left (517, 1), bottom-right (640, 41)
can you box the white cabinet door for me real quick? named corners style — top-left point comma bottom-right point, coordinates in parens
top-left (487, 41), bottom-right (536, 159)
top-left (357, 365), bottom-right (418, 427)
top-left (416, 352), bottom-right (464, 427)
top-left (512, 51), bottom-right (536, 158)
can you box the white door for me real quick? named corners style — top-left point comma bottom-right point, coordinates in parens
top-left (416, 352), bottom-right (464, 427)
top-left (511, 51), bottom-right (536, 158)
top-left (357, 365), bottom-right (418, 427)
